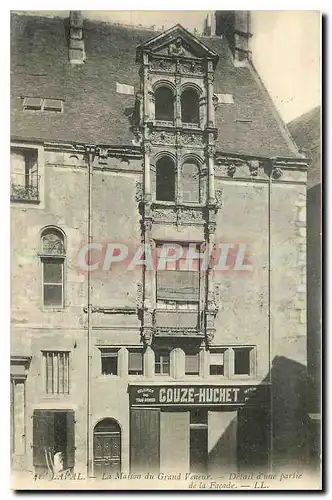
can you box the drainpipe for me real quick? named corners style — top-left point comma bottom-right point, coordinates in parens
top-left (268, 157), bottom-right (274, 473)
top-left (85, 145), bottom-right (96, 477)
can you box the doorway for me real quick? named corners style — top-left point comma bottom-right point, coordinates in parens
top-left (190, 409), bottom-right (208, 473)
top-left (93, 418), bottom-right (121, 478)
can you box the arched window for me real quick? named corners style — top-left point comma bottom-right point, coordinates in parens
top-left (182, 161), bottom-right (200, 203)
top-left (40, 227), bottom-right (65, 308)
top-left (181, 89), bottom-right (199, 124)
top-left (155, 87), bottom-right (174, 122)
top-left (94, 418), bottom-right (121, 477)
top-left (156, 157), bottom-right (175, 202)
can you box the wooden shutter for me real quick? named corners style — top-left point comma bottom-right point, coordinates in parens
top-left (130, 408), bottom-right (160, 473)
top-left (185, 354), bottom-right (199, 374)
top-left (128, 351), bottom-right (143, 372)
top-left (160, 411), bottom-right (190, 472)
top-left (33, 411), bottom-right (55, 467)
top-left (66, 411), bottom-right (75, 469)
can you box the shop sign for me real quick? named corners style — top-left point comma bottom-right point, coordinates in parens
top-left (129, 384), bottom-right (269, 406)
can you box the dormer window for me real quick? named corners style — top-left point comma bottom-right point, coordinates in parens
top-left (155, 87), bottom-right (174, 122)
top-left (181, 89), bottom-right (199, 124)
top-left (156, 157), bottom-right (175, 202)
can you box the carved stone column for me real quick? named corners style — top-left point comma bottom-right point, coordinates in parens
top-left (206, 145), bottom-right (216, 204)
top-left (206, 61), bottom-right (215, 128)
top-left (175, 70), bottom-right (181, 127)
top-left (143, 142), bottom-right (152, 201)
top-left (142, 53), bottom-right (150, 123)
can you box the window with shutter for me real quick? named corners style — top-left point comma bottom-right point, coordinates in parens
top-left (128, 350), bottom-right (143, 375)
top-left (209, 351), bottom-right (225, 376)
top-left (100, 349), bottom-right (118, 375)
top-left (185, 353), bottom-right (200, 375)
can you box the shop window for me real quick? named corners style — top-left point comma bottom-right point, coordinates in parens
top-left (234, 347), bottom-right (252, 375)
top-left (11, 147), bottom-right (39, 202)
top-left (181, 89), bottom-right (199, 124)
top-left (155, 352), bottom-right (170, 375)
top-left (40, 227), bottom-right (65, 308)
top-left (155, 87), bottom-right (174, 121)
top-left (100, 349), bottom-right (118, 375)
top-left (43, 351), bottom-right (69, 394)
top-left (33, 410), bottom-right (75, 474)
top-left (209, 351), bottom-right (225, 376)
top-left (185, 352), bottom-right (200, 375)
top-left (128, 350), bottom-right (143, 375)
top-left (156, 157), bottom-right (175, 202)
top-left (182, 161), bottom-right (200, 203)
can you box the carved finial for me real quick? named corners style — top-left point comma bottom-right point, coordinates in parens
top-left (272, 167), bottom-right (283, 179)
top-left (227, 165), bottom-right (236, 177)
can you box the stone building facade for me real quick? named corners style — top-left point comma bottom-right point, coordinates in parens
top-left (11, 11), bottom-right (309, 478)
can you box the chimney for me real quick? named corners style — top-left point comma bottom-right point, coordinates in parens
top-left (215, 11), bottom-right (252, 65)
top-left (68, 11), bottom-right (85, 64)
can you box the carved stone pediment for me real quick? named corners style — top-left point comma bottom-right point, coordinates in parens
top-left (136, 24), bottom-right (219, 68)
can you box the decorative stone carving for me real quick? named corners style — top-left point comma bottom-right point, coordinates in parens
top-left (272, 167), bottom-right (283, 179)
top-left (248, 160), bottom-right (259, 176)
top-left (205, 145), bottom-right (214, 158)
top-left (153, 207), bottom-right (177, 223)
top-left (135, 181), bottom-right (143, 202)
top-left (136, 283), bottom-right (143, 311)
top-left (227, 165), bottom-right (237, 177)
top-left (141, 327), bottom-right (153, 345)
top-left (205, 329), bottom-right (215, 345)
top-left (180, 133), bottom-right (203, 146)
top-left (212, 94), bottom-right (219, 110)
top-left (151, 58), bottom-right (176, 72)
top-left (206, 221), bottom-right (217, 234)
top-left (206, 73), bottom-right (214, 84)
top-left (177, 208), bottom-right (204, 225)
top-left (143, 218), bottom-right (153, 232)
top-left (179, 61), bottom-right (204, 75)
top-left (168, 38), bottom-right (185, 56)
top-left (142, 142), bottom-right (152, 154)
top-left (150, 131), bottom-right (175, 145)
top-left (215, 189), bottom-right (222, 208)
top-left (154, 327), bottom-right (204, 338)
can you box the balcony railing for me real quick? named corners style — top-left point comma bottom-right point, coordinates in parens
top-left (11, 174), bottom-right (39, 203)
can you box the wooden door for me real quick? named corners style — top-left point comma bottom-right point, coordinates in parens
top-left (93, 419), bottom-right (121, 478)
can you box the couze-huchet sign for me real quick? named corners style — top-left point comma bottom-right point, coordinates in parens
top-left (129, 385), bottom-right (268, 406)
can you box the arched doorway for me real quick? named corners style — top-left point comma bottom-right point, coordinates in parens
top-left (93, 418), bottom-right (121, 478)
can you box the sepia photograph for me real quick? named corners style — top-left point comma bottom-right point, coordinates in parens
top-left (9, 8), bottom-right (321, 490)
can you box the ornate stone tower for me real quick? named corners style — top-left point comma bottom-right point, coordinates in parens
top-left (135, 25), bottom-right (222, 353)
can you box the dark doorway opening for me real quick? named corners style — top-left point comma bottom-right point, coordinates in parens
top-left (190, 409), bottom-right (208, 473)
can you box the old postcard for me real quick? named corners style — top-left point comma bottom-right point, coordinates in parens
top-left (10, 9), bottom-right (322, 490)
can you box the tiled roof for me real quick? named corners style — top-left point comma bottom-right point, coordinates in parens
top-left (11, 13), bottom-right (299, 158)
top-left (288, 107), bottom-right (321, 188)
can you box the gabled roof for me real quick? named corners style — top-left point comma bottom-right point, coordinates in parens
top-left (136, 24), bottom-right (219, 67)
top-left (11, 13), bottom-right (300, 158)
